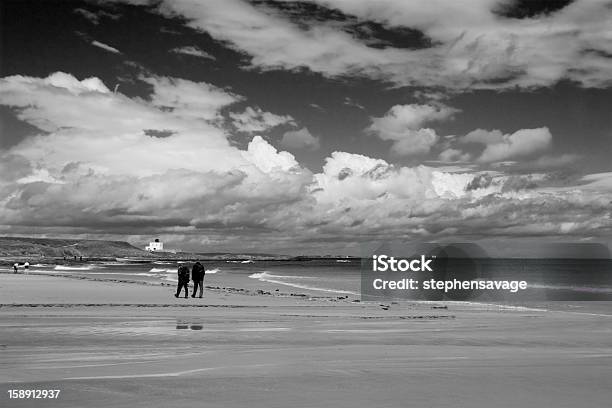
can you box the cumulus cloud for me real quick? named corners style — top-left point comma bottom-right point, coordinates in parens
top-left (241, 136), bottom-right (301, 173)
top-left (305, 152), bottom-right (612, 244)
top-left (462, 128), bottom-right (505, 145)
top-left (280, 128), bottom-right (320, 150)
top-left (469, 127), bottom-right (553, 162)
top-left (0, 73), bottom-right (245, 177)
top-left (228, 106), bottom-right (295, 133)
top-left (1, 72), bottom-right (611, 251)
top-left (170, 45), bottom-right (216, 60)
top-left (439, 148), bottom-right (471, 163)
top-left (0, 72), bottom-right (287, 178)
top-left (441, 127), bottom-right (554, 164)
top-left (137, 0), bottom-right (612, 90)
top-left (0, 72), bottom-right (314, 245)
top-left (367, 104), bottom-right (457, 156)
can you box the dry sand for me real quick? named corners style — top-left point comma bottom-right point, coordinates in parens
top-left (1, 273), bottom-right (612, 408)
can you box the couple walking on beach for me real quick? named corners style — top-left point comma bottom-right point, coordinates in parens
top-left (13, 262), bottom-right (29, 273)
top-left (175, 261), bottom-right (206, 299)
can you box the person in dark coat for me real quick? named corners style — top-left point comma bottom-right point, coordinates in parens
top-left (175, 264), bottom-right (190, 298)
top-left (191, 261), bottom-right (205, 298)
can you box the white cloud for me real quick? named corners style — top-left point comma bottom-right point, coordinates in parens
top-left (74, 8), bottom-right (120, 24)
top-left (170, 46), bottom-right (216, 60)
top-left (241, 136), bottom-right (301, 174)
top-left (1, 72), bottom-right (611, 250)
top-left (280, 127), bottom-right (320, 150)
top-left (444, 127), bottom-right (554, 163)
top-left (0, 73), bottom-right (312, 237)
top-left (527, 154), bottom-right (579, 169)
top-left (229, 106), bottom-right (294, 133)
top-left (311, 151), bottom-right (471, 205)
top-left (367, 104), bottom-right (457, 156)
top-left (439, 148), bottom-right (471, 163)
top-left (143, 76), bottom-right (241, 122)
top-left (91, 40), bottom-right (121, 54)
top-left (0, 72), bottom-right (267, 178)
top-left (74, 8), bottom-right (102, 24)
top-left (472, 127), bottom-right (553, 162)
top-left (140, 0), bottom-right (612, 89)
top-left (16, 168), bottom-right (65, 185)
top-left (462, 129), bottom-right (505, 145)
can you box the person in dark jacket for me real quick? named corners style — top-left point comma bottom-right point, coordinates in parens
top-left (191, 261), bottom-right (205, 298)
top-left (175, 264), bottom-right (190, 298)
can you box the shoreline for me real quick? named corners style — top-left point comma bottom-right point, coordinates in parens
top-left (4, 270), bottom-right (611, 315)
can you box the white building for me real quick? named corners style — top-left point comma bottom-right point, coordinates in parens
top-left (145, 239), bottom-right (164, 252)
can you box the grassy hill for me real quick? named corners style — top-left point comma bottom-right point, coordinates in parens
top-left (0, 236), bottom-right (153, 259)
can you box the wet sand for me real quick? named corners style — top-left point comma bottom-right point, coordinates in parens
top-left (1, 274), bottom-right (612, 407)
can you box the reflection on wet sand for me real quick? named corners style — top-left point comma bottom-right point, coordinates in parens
top-left (176, 321), bottom-right (203, 330)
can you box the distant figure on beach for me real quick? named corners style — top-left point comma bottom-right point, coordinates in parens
top-left (79, 256), bottom-right (82, 262)
top-left (191, 261), bottom-right (205, 298)
top-left (13, 263), bottom-right (18, 274)
top-left (175, 264), bottom-right (190, 299)
top-left (24, 261), bottom-right (29, 274)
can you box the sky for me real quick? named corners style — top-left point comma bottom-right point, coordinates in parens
top-left (1, 0), bottom-right (611, 256)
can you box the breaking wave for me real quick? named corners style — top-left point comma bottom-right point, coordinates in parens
top-left (149, 268), bottom-right (175, 273)
top-left (248, 271), bottom-right (356, 295)
top-left (54, 265), bottom-right (97, 271)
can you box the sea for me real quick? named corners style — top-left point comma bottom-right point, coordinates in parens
top-left (4, 258), bottom-right (612, 314)
top-left (3, 259), bottom-right (360, 294)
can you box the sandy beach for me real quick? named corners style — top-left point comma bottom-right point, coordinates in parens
top-left (1, 273), bottom-right (611, 408)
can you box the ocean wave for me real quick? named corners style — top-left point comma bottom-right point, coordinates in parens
top-left (57, 272), bottom-right (113, 275)
top-left (248, 272), bottom-right (313, 279)
top-left (157, 268), bottom-right (219, 282)
top-left (54, 265), bottom-right (96, 271)
top-left (100, 262), bottom-right (134, 266)
top-left (405, 300), bottom-right (549, 312)
top-left (149, 268), bottom-right (175, 273)
top-left (528, 283), bottom-right (612, 293)
top-left (248, 271), bottom-right (356, 295)
top-left (153, 261), bottom-right (173, 265)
